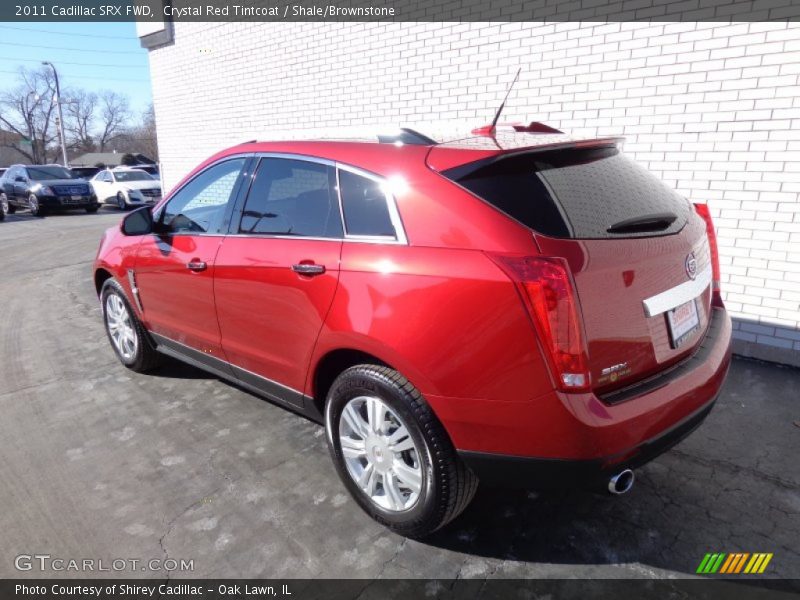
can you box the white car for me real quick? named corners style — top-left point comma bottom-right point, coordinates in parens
top-left (90, 168), bottom-right (162, 210)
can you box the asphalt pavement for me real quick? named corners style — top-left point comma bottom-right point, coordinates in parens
top-left (0, 209), bottom-right (798, 580)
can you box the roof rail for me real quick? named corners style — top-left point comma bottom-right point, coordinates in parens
top-left (377, 128), bottom-right (438, 146)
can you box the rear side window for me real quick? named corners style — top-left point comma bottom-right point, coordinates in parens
top-left (239, 158), bottom-right (342, 238)
top-left (338, 169), bottom-right (396, 238)
top-left (444, 147), bottom-right (690, 239)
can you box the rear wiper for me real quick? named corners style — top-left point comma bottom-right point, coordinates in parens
top-left (607, 212), bottom-right (677, 234)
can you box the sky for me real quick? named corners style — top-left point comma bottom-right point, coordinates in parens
top-left (0, 22), bottom-right (153, 115)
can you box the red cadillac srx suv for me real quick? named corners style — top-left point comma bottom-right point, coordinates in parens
top-left (94, 126), bottom-right (732, 537)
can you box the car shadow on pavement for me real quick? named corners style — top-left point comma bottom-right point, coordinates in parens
top-left (153, 355), bottom-right (218, 380)
top-left (426, 454), bottom-right (796, 576)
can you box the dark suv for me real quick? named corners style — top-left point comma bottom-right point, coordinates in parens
top-left (1, 164), bottom-right (99, 216)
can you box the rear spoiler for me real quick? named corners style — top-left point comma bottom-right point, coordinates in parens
top-left (426, 136), bottom-right (625, 174)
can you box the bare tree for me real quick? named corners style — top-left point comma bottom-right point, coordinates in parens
top-left (134, 103), bottom-right (158, 161)
top-left (0, 67), bottom-right (59, 164)
top-left (64, 89), bottom-right (98, 154)
top-left (96, 91), bottom-right (130, 152)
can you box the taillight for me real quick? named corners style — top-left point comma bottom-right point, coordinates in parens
top-left (489, 254), bottom-right (590, 392)
top-left (694, 203), bottom-right (723, 307)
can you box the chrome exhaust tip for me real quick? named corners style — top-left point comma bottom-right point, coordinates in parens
top-left (608, 469), bottom-right (635, 495)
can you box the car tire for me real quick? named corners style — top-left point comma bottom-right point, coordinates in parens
top-left (101, 278), bottom-right (162, 373)
top-left (28, 194), bottom-right (44, 217)
top-left (86, 206), bottom-right (99, 214)
top-left (6, 201), bottom-right (16, 214)
top-left (325, 365), bottom-right (478, 538)
top-left (0, 193), bottom-right (8, 220)
top-left (117, 192), bottom-right (128, 211)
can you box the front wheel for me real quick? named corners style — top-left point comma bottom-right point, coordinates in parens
top-left (325, 365), bottom-right (478, 538)
top-left (101, 279), bottom-right (162, 372)
top-left (116, 192), bottom-right (128, 211)
top-left (28, 194), bottom-right (44, 217)
top-left (85, 206), bottom-right (99, 214)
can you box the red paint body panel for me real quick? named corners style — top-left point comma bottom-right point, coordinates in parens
top-left (133, 235), bottom-right (227, 360)
top-left (427, 308), bottom-right (731, 459)
top-left (214, 237), bottom-right (342, 392)
top-left (310, 243), bottom-right (552, 400)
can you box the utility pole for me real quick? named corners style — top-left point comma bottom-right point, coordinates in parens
top-left (42, 61), bottom-right (68, 167)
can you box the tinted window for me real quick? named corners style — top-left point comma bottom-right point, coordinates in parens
top-left (161, 158), bottom-right (245, 234)
top-left (239, 158), bottom-right (342, 238)
top-left (445, 147), bottom-right (690, 239)
top-left (338, 170), bottom-right (396, 238)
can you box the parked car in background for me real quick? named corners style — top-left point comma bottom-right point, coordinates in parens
top-left (94, 127), bottom-right (732, 537)
top-left (1, 164), bottom-right (98, 216)
top-left (91, 168), bottom-right (162, 210)
top-left (71, 166), bottom-right (102, 180)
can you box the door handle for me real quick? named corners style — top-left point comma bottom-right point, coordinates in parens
top-left (186, 260), bottom-right (207, 272)
top-left (292, 263), bottom-right (326, 276)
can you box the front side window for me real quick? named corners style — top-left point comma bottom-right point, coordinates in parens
top-left (338, 169), bottom-right (396, 238)
top-left (239, 158), bottom-right (342, 238)
top-left (160, 158), bottom-right (246, 234)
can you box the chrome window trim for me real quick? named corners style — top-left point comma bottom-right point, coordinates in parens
top-left (157, 151), bottom-right (409, 246)
top-left (642, 265), bottom-right (713, 317)
top-left (335, 161), bottom-right (408, 245)
top-left (231, 152), bottom-right (408, 246)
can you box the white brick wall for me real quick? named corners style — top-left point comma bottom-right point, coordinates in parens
top-left (146, 21), bottom-right (800, 364)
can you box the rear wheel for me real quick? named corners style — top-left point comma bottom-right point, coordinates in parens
top-left (28, 194), bottom-right (44, 217)
top-left (0, 193), bottom-right (8, 220)
top-left (86, 206), bottom-right (99, 214)
top-left (325, 365), bottom-right (477, 538)
top-left (101, 279), bottom-right (162, 372)
top-left (6, 201), bottom-right (16, 214)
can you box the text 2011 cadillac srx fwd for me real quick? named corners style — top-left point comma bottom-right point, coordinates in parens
top-left (94, 125), bottom-right (732, 537)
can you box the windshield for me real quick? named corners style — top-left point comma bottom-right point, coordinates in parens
top-left (27, 166), bottom-right (77, 180)
top-left (114, 171), bottom-right (153, 182)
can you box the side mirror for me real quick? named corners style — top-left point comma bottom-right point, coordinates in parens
top-left (121, 206), bottom-right (154, 236)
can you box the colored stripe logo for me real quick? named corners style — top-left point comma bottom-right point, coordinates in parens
top-left (697, 553), bottom-right (773, 574)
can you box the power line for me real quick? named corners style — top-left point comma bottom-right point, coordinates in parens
top-left (0, 56), bottom-right (148, 69)
top-left (0, 24), bottom-right (129, 40)
top-left (0, 41), bottom-right (142, 56)
top-left (0, 69), bottom-right (150, 83)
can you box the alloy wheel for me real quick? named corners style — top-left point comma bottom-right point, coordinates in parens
top-left (117, 193), bottom-right (127, 210)
top-left (105, 293), bottom-right (138, 361)
top-left (28, 195), bottom-right (39, 215)
top-left (338, 395), bottom-right (423, 512)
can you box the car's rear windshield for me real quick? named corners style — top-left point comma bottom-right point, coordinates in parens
top-left (443, 146), bottom-right (690, 239)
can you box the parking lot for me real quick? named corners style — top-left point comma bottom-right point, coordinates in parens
top-left (0, 209), bottom-right (798, 580)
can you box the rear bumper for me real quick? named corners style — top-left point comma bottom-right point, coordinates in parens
top-left (428, 307), bottom-right (732, 487)
top-left (458, 392), bottom-right (717, 490)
